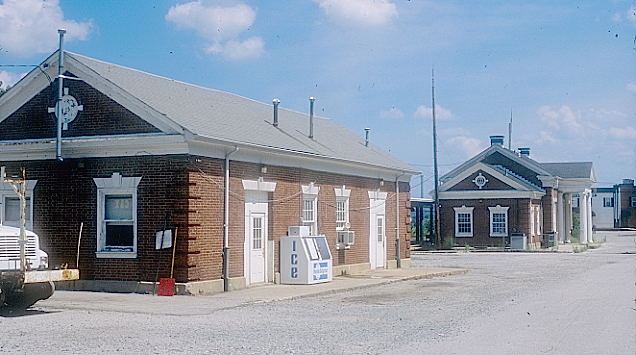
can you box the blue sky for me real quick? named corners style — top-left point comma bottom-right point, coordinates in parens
top-left (1, 0), bottom-right (634, 196)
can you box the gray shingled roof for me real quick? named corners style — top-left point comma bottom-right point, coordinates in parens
top-left (541, 162), bottom-right (594, 179)
top-left (66, 52), bottom-right (418, 174)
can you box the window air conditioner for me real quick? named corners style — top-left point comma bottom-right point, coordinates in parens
top-left (336, 231), bottom-right (355, 249)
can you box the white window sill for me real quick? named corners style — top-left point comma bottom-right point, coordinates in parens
top-left (455, 234), bottom-right (473, 238)
top-left (96, 251), bottom-right (137, 259)
top-left (490, 234), bottom-right (507, 237)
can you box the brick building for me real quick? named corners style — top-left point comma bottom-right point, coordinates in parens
top-left (437, 136), bottom-right (595, 248)
top-left (0, 50), bottom-right (417, 294)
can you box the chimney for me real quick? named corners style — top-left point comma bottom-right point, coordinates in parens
top-left (364, 128), bottom-right (370, 147)
top-left (518, 147), bottom-right (530, 157)
top-left (272, 98), bottom-right (280, 127)
top-left (489, 135), bottom-right (504, 146)
top-left (308, 97), bottom-right (315, 139)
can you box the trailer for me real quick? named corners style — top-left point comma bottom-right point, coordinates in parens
top-left (1, 167), bottom-right (79, 309)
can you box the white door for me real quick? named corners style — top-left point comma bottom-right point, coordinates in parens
top-left (374, 215), bottom-right (385, 268)
top-left (244, 191), bottom-right (268, 285)
top-left (249, 213), bottom-right (266, 284)
top-left (369, 195), bottom-right (387, 269)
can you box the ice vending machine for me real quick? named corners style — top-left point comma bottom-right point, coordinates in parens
top-left (280, 226), bottom-right (332, 284)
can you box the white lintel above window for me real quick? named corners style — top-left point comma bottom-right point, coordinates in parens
top-left (242, 178), bottom-right (277, 192)
top-left (334, 185), bottom-right (351, 198)
top-left (368, 190), bottom-right (388, 200)
top-left (301, 182), bottom-right (320, 195)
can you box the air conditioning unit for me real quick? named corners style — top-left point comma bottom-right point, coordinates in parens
top-left (336, 231), bottom-right (355, 249)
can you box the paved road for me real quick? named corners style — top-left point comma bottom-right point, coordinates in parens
top-left (1, 231), bottom-right (634, 354)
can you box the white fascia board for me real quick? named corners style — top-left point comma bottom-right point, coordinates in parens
top-left (439, 190), bottom-right (545, 200)
top-left (0, 54), bottom-right (58, 123)
top-left (187, 137), bottom-right (415, 182)
top-left (440, 145), bottom-right (551, 182)
top-left (439, 162), bottom-right (530, 192)
top-left (0, 134), bottom-right (187, 161)
top-left (555, 178), bottom-right (595, 193)
top-left (0, 52), bottom-right (183, 135)
top-left (63, 55), bottom-right (183, 135)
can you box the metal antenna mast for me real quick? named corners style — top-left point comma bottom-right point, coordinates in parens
top-left (431, 69), bottom-right (441, 249)
top-left (508, 109), bottom-right (513, 150)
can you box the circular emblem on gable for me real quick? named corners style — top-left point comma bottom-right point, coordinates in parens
top-left (48, 88), bottom-right (84, 130)
top-left (472, 173), bottom-right (489, 189)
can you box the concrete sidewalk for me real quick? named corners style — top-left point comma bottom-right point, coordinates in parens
top-left (38, 267), bottom-right (467, 315)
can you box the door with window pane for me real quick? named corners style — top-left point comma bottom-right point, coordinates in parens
top-left (248, 213), bottom-right (266, 284)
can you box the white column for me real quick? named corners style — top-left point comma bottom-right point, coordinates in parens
top-left (586, 191), bottom-right (593, 243)
top-left (579, 192), bottom-right (588, 244)
top-left (565, 193), bottom-right (572, 243)
top-left (557, 192), bottom-right (565, 244)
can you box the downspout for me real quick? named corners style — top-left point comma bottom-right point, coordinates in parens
top-left (395, 173), bottom-right (405, 268)
top-left (223, 146), bottom-right (239, 292)
top-left (55, 29), bottom-right (66, 161)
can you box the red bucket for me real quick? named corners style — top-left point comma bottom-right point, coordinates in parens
top-left (157, 278), bottom-right (176, 296)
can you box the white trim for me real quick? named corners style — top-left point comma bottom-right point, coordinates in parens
top-left (93, 173), bottom-right (141, 258)
top-left (440, 145), bottom-right (551, 183)
top-left (454, 206), bottom-right (474, 238)
top-left (488, 205), bottom-right (509, 237)
top-left (242, 179), bottom-right (277, 192)
top-left (335, 195), bottom-right (350, 231)
top-left (334, 185), bottom-right (351, 198)
top-left (301, 183), bottom-right (320, 195)
top-left (0, 180), bottom-right (37, 230)
top-left (440, 190), bottom-right (545, 200)
top-left (301, 186), bottom-right (319, 235)
top-left (440, 162), bottom-right (536, 193)
top-left (368, 190), bottom-right (388, 200)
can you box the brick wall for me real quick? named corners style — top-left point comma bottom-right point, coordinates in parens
top-left (618, 183), bottom-right (636, 228)
top-left (440, 198), bottom-right (530, 246)
top-left (0, 156), bottom-right (190, 282)
top-left (2, 154), bottom-right (411, 284)
top-left (0, 74), bottom-right (160, 141)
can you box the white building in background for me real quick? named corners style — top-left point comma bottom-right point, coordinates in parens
top-left (591, 188), bottom-right (615, 229)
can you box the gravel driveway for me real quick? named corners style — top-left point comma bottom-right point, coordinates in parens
top-left (1, 231), bottom-right (634, 354)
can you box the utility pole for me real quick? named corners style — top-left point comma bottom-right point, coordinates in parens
top-left (431, 69), bottom-right (442, 249)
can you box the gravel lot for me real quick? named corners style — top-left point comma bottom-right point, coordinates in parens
top-left (1, 231), bottom-right (634, 354)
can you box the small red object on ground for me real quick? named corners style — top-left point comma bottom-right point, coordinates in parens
top-left (157, 278), bottom-right (175, 296)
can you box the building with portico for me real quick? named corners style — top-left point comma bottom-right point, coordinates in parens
top-left (437, 136), bottom-right (596, 248)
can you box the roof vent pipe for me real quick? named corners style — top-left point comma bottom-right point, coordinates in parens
top-left (518, 147), bottom-right (530, 157)
top-left (272, 98), bottom-right (280, 127)
top-left (364, 128), bottom-right (370, 147)
top-left (489, 135), bottom-right (504, 146)
top-left (309, 96), bottom-right (315, 139)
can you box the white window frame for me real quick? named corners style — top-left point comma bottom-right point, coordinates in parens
top-left (603, 197), bottom-right (613, 208)
top-left (302, 184), bottom-right (320, 235)
top-left (0, 180), bottom-right (37, 230)
top-left (489, 205), bottom-right (509, 237)
top-left (454, 205), bottom-right (474, 237)
top-left (334, 186), bottom-right (351, 231)
top-left (94, 173), bottom-right (142, 258)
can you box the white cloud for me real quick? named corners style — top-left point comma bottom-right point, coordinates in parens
top-left (627, 82), bottom-right (636, 93)
top-left (446, 135), bottom-right (484, 157)
top-left (0, 0), bottom-right (91, 57)
top-left (628, 6), bottom-right (636, 25)
top-left (414, 104), bottom-right (455, 121)
top-left (537, 105), bottom-right (583, 133)
top-left (612, 12), bottom-right (622, 22)
top-left (379, 107), bottom-right (404, 120)
top-left (0, 70), bottom-right (26, 90)
top-left (207, 37), bottom-right (264, 60)
top-left (166, 1), bottom-right (264, 60)
top-left (315, 0), bottom-right (398, 27)
top-left (608, 126), bottom-right (636, 139)
top-left (537, 130), bottom-right (556, 144)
